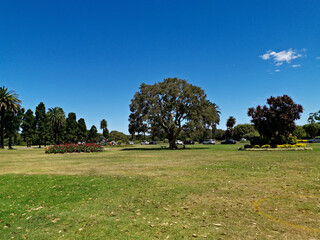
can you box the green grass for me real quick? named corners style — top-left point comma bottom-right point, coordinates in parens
top-left (0, 143), bottom-right (320, 239)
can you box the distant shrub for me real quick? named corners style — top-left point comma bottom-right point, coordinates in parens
top-left (261, 144), bottom-right (271, 148)
top-left (45, 143), bottom-right (103, 154)
top-left (287, 136), bottom-right (297, 145)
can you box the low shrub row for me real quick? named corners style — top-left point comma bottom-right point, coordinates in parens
top-left (244, 143), bottom-right (307, 149)
top-left (45, 143), bottom-right (104, 154)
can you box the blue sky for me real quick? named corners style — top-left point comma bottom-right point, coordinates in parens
top-left (1, 0), bottom-right (320, 133)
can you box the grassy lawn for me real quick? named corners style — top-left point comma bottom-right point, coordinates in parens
top-left (0, 143), bottom-right (319, 239)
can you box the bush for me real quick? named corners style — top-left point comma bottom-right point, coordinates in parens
top-left (250, 137), bottom-right (269, 146)
top-left (45, 143), bottom-right (103, 154)
top-left (261, 144), bottom-right (271, 148)
top-left (287, 136), bottom-right (297, 145)
top-left (270, 135), bottom-right (287, 147)
top-left (244, 144), bottom-right (252, 149)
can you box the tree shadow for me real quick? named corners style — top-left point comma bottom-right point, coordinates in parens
top-left (120, 146), bottom-right (209, 151)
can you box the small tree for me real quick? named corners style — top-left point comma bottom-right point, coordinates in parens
top-left (225, 116), bottom-right (236, 139)
top-left (88, 125), bottom-right (98, 143)
top-left (233, 124), bottom-right (257, 140)
top-left (100, 119), bottom-right (109, 139)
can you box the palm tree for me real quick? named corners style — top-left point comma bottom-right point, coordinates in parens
top-left (226, 116), bottom-right (236, 139)
top-left (48, 107), bottom-right (66, 144)
top-left (100, 119), bottom-right (109, 139)
top-left (0, 87), bottom-right (22, 148)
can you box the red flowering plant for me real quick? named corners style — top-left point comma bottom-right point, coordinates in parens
top-left (45, 143), bottom-right (103, 154)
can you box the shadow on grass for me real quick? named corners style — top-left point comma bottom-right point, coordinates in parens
top-left (120, 146), bottom-right (209, 151)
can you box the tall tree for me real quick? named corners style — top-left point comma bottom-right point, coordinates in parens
top-left (21, 109), bottom-right (35, 147)
top-left (248, 95), bottom-right (303, 138)
top-left (202, 101), bottom-right (220, 139)
top-left (4, 108), bottom-right (24, 149)
top-left (48, 107), bottom-right (66, 144)
top-left (35, 102), bottom-right (49, 148)
top-left (77, 118), bottom-right (87, 142)
top-left (129, 78), bottom-right (211, 149)
top-left (65, 112), bottom-right (78, 143)
top-left (100, 119), bottom-right (109, 139)
top-left (225, 116), bottom-right (236, 139)
top-left (0, 86), bottom-right (22, 148)
top-left (88, 125), bottom-right (98, 143)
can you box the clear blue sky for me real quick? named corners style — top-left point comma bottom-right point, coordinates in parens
top-left (1, 0), bottom-right (320, 133)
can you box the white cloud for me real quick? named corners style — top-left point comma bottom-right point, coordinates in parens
top-left (316, 57), bottom-right (320, 60)
top-left (260, 49), bottom-right (304, 66)
top-left (275, 69), bottom-right (280, 72)
top-left (292, 64), bottom-right (301, 68)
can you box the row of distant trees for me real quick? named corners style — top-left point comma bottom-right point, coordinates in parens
top-left (0, 86), bottom-right (110, 149)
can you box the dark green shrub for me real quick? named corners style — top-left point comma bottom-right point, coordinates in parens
top-left (250, 137), bottom-right (269, 146)
top-left (244, 144), bottom-right (252, 149)
top-left (270, 135), bottom-right (287, 147)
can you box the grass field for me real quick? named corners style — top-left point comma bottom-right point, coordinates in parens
top-left (0, 143), bottom-right (319, 239)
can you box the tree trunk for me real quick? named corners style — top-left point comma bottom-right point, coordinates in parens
top-left (8, 136), bottom-right (13, 149)
top-left (168, 132), bottom-right (177, 149)
top-left (0, 109), bottom-right (4, 149)
top-left (39, 136), bottom-right (42, 148)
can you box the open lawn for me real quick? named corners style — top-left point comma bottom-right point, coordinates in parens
top-left (0, 143), bottom-right (320, 239)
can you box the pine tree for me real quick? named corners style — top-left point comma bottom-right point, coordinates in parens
top-left (77, 118), bottom-right (87, 142)
top-left (35, 102), bottom-right (49, 148)
top-left (21, 109), bottom-right (35, 147)
top-left (65, 112), bottom-right (78, 143)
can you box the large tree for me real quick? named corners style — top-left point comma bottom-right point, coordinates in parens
top-left (77, 118), bottom-right (87, 142)
top-left (4, 108), bottom-right (24, 149)
top-left (21, 109), bottom-right (35, 147)
top-left (65, 112), bottom-right (78, 143)
top-left (35, 102), bottom-right (49, 147)
top-left (308, 111), bottom-right (320, 123)
top-left (248, 95), bottom-right (303, 138)
top-left (0, 86), bottom-right (22, 148)
top-left (48, 107), bottom-right (66, 144)
top-left (129, 78), bottom-right (211, 149)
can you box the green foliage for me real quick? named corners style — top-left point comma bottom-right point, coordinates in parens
top-left (77, 118), bottom-right (87, 142)
top-left (0, 86), bottom-right (22, 148)
top-left (293, 126), bottom-right (307, 139)
top-left (100, 119), bottom-right (109, 139)
top-left (233, 124), bottom-right (257, 140)
top-left (35, 102), bottom-right (49, 147)
top-left (109, 130), bottom-right (129, 142)
top-left (87, 125), bottom-right (99, 143)
top-left (45, 143), bottom-right (103, 153)
top-left (65, 112), bottom-right (78, 143)
top-left (303, 123), bottom-right (320, 138)
top-left (248, 95), bottom-right (303, 138)
top-left (21, 109), bottom-right (36, 147)
top-left (4, 108), bottom-right (24, 149)
top-left (48, 107), bottom-right (66, 144)
top-left (287, 135), bottom-right (297, 145)
top-left (129, 78), bottom-right (213, 149)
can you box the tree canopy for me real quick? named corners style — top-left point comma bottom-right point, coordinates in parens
top-left (0, 86), bottom-right (22, 148)
top-left (129, 78), bottom-right (216, 149)
top-left (248, 95), bottom-right (303, 138)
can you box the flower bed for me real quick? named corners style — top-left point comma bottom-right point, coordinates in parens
top-left (45, 143), bottom-right (103, 154)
